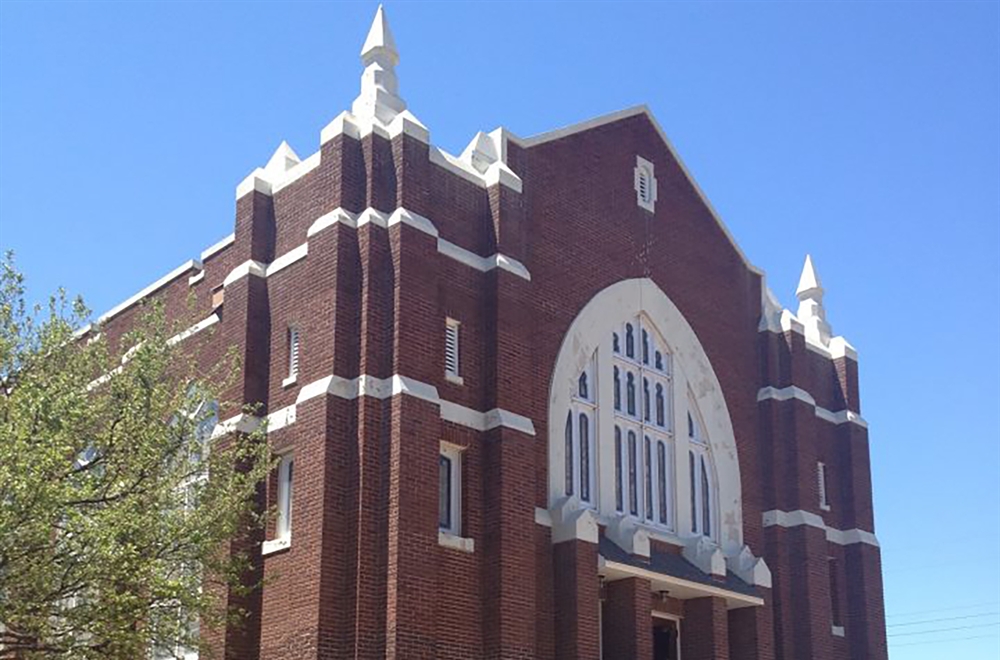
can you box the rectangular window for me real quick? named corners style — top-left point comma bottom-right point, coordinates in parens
top-left (287, 326), bottom-right (300, 381)
top-left (439, 443), bottom-right (462, 536)
top-left (818, 461), bottom-right (830, 511)
top-left (444, 318), bottom-right (460, 380)
top-left (829, 557), bottom-right (842, 627)
top-left (276, 454), bottom-right (294, 540)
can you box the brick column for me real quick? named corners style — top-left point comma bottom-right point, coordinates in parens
top-left (728, 591), bottom-right (774, 660)
top-left (553, 539), bottom-right (600, 660)
top-left (844, 544), bottom-right (887, 660)
top-left (602, 577), bottom-right (652, 660)
top-left (682, 596), bottom-right (729, 660)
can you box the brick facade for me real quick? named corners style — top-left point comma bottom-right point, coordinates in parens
top-left (90, 8), bottom-right (887, 659)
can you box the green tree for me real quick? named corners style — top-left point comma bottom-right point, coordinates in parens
top-left (0, 254), bottom-right (272, 659)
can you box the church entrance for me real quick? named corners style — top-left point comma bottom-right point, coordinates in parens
top-left (652, 616), bottom-right (679, 660)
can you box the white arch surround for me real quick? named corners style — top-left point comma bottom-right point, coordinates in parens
top-left (547, 278), bottom-right (744, 557)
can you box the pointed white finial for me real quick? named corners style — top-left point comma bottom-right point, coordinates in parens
top-left (352, 4), bottom-right (406, 124)
top-left (796, 254), bottom-right (823, 301)
top-left (264, 141), bottom-right (300, 177)
top-left (795, 254), bottom-right (831, 345)
top-left (361, 5), bottom-right (398, 66)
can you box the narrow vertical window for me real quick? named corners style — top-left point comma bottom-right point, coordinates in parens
top-left (615, 427), bottom-right (623, 512)
top-left (655, 384), bottom-right (665, 427)
top-left (643, 378), bottom-right (651, 422)
top-left (642, 329), bottom-right (649, 364)
top-left (688, 412), bottom-right (695, 439)
top-left (613, 332), bottom-right (620, 353)
top-left (439, 455), bottom-right (452, 530)
top-left (628, 431), bottom-right (638, 516)
top-left (578, 372), bottom-right (589, 400)
top-left (829, 557), bottom-right (843, 628)
top-left (564, 412), bottom-right (574, 496)
top-left (644, 436), bottom-right (653, 520)
top-left (439, 443), bottom-right (463, 536)
top-left (579, 414), bottom-right (590, 503)
top-left (445, 318), bottom-right (461, 380)
top-left (276, 454), bottom-right (294, 540)
top-left (614, 367), bottom-right (621, 410)
top-left (818, 461), bottom-right (830, 510)
top-left (625, 323), bottom-right (635, 358)
top-left (655, 351), bottom-right (664, 371)
top-left (689, 451), bottom-right (697, 533)
top-left (701, 457), bottom-right (711, 536)
top-left (657, 441), bottom-right (668, 524)
top-left (626, 373), bottom-right (636, 416)
top-left (287, 326), bottom-right (300, 381)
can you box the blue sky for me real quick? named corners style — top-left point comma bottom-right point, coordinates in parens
top-left (1, 1), bottom-right (997, 656)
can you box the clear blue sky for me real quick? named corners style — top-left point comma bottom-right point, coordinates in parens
top-left (1, 1), bottom-right (997, 657)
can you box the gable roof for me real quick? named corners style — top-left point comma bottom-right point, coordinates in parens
top-left (506, 105), bottom-right (762, 277)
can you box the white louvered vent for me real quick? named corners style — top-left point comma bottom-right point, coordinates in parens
top-left (444, 318), bottom-right (460, 380)
top-left (288, 327), bottom-right (300, 380)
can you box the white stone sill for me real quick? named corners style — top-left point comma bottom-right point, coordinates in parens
top-left (831, 625), bottom-right (845, 637)
top-left (438, 530), bottom-right (474, 553)
top-left (262, 535), bottom-right (291, 556)
top-left (445, 372), bottom-right (464, 386)
top-left (281, 374), bottom-right (298, 389)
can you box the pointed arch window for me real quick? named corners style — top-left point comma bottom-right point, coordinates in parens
top-left (643, 378), bottom-right (651, 422)
top-left (655, 384), bottom-right (665, 427)
top-left (625, 323), bottom-right (635, 358)
top-left (627, 430), bottom-right (638, 516)
top-left (688, 410), bottom-right (715, 538)
top-left (578, 372), bottom-right (589, 400)
top-left (613, 333), bottom-right (620, 354)
top-left (615, 426), bottom-right (624, 512)
top-left (614, 367), bottom-right (621, 411)
top-left (642, 329), bottom-right (650, 364)
top-left (579, 413), bottom-right (591, 503)
top-left (564, 412), bottom-right (574, 497)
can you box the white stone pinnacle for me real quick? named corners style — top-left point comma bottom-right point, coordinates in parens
top-left (795, 254), bottom-right (832, 345)
top-left (360, 4), bottom-right (399, 66)
top-left (352, 4), bottom-right (406, 125)
top-left (796, 254), bottom-right (823, 301)
top-left (264, 141), bottom-right (301, 177)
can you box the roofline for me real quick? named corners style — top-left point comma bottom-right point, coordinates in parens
top-left (505, 105), bottom-right (763, 277)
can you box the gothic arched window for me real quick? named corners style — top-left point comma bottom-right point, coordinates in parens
top-left (625, 323), bottom-right (635, 358)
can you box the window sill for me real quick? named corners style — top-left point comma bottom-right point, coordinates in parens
top-left (831, 625), bottom-right (845, 638)
top-left (262, 535), bottom-right (291, 556)
top-left (820, 504), bottom-right (831, 512)
top-left (445, 373), bottom-right (464, 386)
top-left (281, 375), bottom-right (298, 389)
top-left (438, 530), bottom-right (474, 553)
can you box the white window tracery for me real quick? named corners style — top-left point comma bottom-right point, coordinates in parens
top-left (563, 314), bottom-right (718, 540)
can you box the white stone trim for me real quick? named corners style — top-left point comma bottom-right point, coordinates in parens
top-left (761, 509), bottom-right (880, 547)
top-left (534, 507), bottom-right (553, 527)
top-left (547, 278), bottom-right (746, 556)
top-left (262, 535), bottom-right (291, 556)
top-left (267, 243), bottom-right (309, 278)
top-left (756, 386), bottom-right (868, 429)
top-left (832, 625), bottom-right (845, 637)
top-left (266, 373), bottom-right (535, 437)
top-left (223, 260), bottom-right (267, 286)
top-left (508, 105), bottom-right (761, 276)
top-left (437, 239), bottom-right (531, 281)
top-left (758, 285), bottom-right (858, 362)
top-left (438, 531), bottom-right (474, 553)
top-left (188, 270), bottom-right (205, 286)
top-left (97, 259), bottom-right (202, 324)
top-left (200, 233), bottom-right (235, 261)
top-left (166, 313), bottom-right (220, 346)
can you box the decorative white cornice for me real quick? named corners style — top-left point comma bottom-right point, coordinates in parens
top-left (437, 239), bottom-right (531, 281)
top-left (762, 509), bottom-right (880, 547)
top-left (756, 386), bottom-right (868, 429)
top-left (97, 259), bottom-right (202, 324)
top-left (266, 372), bottom-right (535, 438)
top-left (223, 260), bottom-right (267, 287)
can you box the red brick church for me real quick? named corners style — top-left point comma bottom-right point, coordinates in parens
top-left (98, 6), bottom-right (887, 659)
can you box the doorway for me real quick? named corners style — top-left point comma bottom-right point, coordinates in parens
top-left (652, 616), bottom-right (679, 660)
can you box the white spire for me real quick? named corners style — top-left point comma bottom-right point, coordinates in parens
top-left (795, 254), bottom-right (832, 346)
top-left (352, 4), bottom-right (406, 124)
top-left (360, 4), bottom-right (398, 66)
top-left (796, 254), bottom-right (823, 300)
